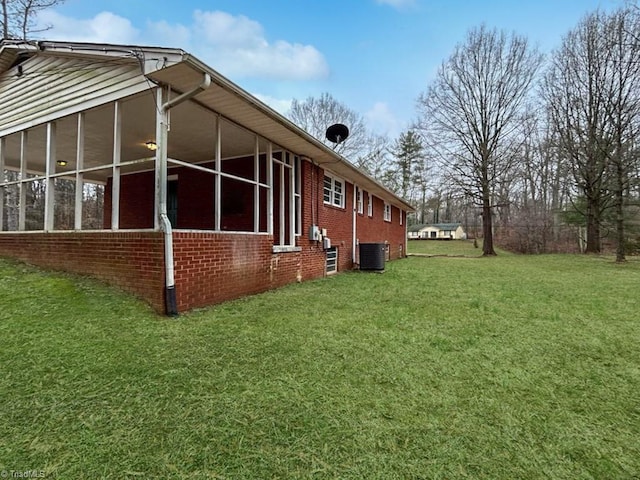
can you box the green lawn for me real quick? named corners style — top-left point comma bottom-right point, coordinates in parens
top-left (1, 253), bottom-right (639, 479)
top-left (408, 238), bottom-right (482, 256)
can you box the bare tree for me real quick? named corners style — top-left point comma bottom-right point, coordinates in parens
top-left (543, 7), bottom-right (640, 258)
top-left (352, 133), bottom-right (392, 181)
top-left (1, 0), bottom-right (65, 40)
top-left (288, 92), bottom-right (370, 160)
top-left (604, 7), bottom-right (640, 262)
top-left (417, 25), bottom-right (543, 256)
top-left (506, 109), bottom-right (575, 253)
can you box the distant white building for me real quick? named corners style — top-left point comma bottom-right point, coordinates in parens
top-left (408, 223), bottom-right (466, 240)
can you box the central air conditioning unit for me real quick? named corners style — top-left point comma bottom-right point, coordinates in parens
top-left (359, 243), bottom-right (386, 271)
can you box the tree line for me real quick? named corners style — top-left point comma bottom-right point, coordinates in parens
top-left (3, 1), bottom-right (639, 259)
top-left (288, 3), bottom-right (640, 261)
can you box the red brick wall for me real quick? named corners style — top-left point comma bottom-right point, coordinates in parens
top-left (105, 172), bottom-right (155, 229)
top-left (0, 158), bottom-right (407, 315)
top-left (0, 232), bottom-right (165, 312)
top-left (299, 161), bottom-right (407, 273)
top-left (172, 232), bottom-right (304, 311)
top-left (104, 158), bottom-right (259, 231)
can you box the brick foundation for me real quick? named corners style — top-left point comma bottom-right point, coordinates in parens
top-left (0, 231), bottom-right (166, 311)
top-left (0, 159), bottom-right (408, 315)
top-left (172, 232), bottom-right (330, 311)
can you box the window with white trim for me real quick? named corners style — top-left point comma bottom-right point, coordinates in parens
top-left (383, 202), bottom-right (392, 222)
top-left (326, 247), bottom-right (338, 274)
top-left (367, 192), bottom-right (373, 217)
top-left (357, 188), bottom-right (363, 214)
top-left (323, 174), bottom-right (344, 208)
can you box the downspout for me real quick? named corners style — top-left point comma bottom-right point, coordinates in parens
top-left (157, 73), bottom-right (211, 316)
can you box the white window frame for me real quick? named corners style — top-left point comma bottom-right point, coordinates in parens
top-left (357, 187), bottom-right (363, 214)
top-left (323, 173), bottom-right (345, 208)
top-left (367, 192), bottom-right (373, 217)
top-left (326, 247), bottom-right (338, 274)
top-left (383, 202), bottom-right (392, 222)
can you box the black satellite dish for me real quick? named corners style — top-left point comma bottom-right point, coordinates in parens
top-left (325, 123), bottom-right (350, 146)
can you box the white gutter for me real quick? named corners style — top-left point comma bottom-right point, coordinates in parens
top-left (157, 73), bottom-right (211, 316)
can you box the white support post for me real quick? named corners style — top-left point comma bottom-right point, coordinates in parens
top-left (288, 154), bottom-right (295, 245)
top-left (18, 131), bottom-right (27, 231)
top-left (266, 142), bottom-right (273, 236)
top-left (74, 113), bottom-right (85, 230)
top-left (279, 158), bottom-right (285, 246)
top-left (111, 101), bottom-right (121, 230)
top-left (254, 135), bottom-right (260, 233)
top-left (214, 115), bottom-right (221, 231)
top-left (154, 87), bottom-right (165, 231)
top-left (157, 88), bottom-right (170, 217)
top-left (0, 137), bottom-right (5, 231)
top-left (44, 122), bottom-right (57, 231)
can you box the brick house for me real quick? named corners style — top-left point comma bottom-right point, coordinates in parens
top-left (0, 39), bottom-right (412, 314)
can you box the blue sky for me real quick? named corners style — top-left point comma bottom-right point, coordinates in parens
top-left (38, 0), bottom-right (623, 137)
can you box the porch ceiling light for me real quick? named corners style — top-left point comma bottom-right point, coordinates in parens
top-left (56, 160), bottom-right (68, 167)
top-left (145, 141), bottom-right (158, 151)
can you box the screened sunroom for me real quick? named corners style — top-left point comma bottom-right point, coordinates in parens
top-left (0, 40), bottom-right (412, 314)
top-left (0, 87), bottom-right (301, 248)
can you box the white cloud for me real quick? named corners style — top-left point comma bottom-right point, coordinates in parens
top-left (37, 11), bottom-right (139, 44)
top-left (192, 10), bottom-right (265, 49)
top-left (146, 20), bottom-right (191, 49)
top-left (253, 94), bottom-right (293, 115)
top-left (365, 102), bottom-right (404, 136)
top-left (40, 9), bottom-right (329, 81)
top-left (187, 10), bottom-right (329, 80)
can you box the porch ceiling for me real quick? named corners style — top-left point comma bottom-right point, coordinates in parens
top-left (148, 59), bottom-right (415, 212)
top-left (1, 89), bottom-right (267, 183)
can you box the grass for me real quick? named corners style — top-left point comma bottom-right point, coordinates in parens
top-left (1, 251), bottom-right (639, 479)
top-left (407, 238), bottom-right (482, 256)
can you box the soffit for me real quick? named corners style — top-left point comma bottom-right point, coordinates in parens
top-left (147, 60), bottom-right (414, 211)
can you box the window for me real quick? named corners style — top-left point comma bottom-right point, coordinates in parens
top-left (357, 188), bottom-right (363, 214)
top-left (326, 247), bottom-right (338, 274)
top-left (367, 193), bottom-right (373, 217)
top-left (272, 150), bottom-right (300, 248)
top-left (294, 155), bottom-right (301, 236)
top-left (383, 202), bottom-right (392, 222)
top-left (323, 174), bottom-right (344, 208)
